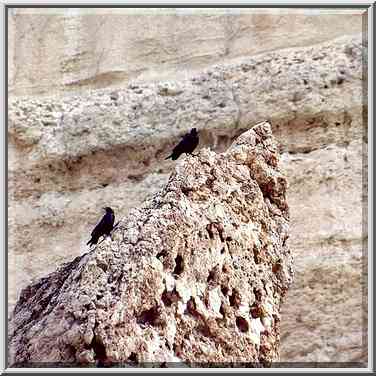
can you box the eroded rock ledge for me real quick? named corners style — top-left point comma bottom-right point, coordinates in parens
top-left (9, 34), bottom-right (363, 200)
top-left (9, 122), bottom-right (293, 367)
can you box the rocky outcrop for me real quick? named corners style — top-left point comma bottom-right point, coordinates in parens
top-left (9, 122), bottom-right (293, 367)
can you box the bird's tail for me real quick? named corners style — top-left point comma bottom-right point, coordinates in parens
top-left (87, 239), bottom-right (92, 246)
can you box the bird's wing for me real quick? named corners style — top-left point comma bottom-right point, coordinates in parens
top-left (172, 138), bottom-right (185, 153)
top-left (91, 215), bottom-right (106, 237)
top-left (105, 213), bottom-right (115, 232)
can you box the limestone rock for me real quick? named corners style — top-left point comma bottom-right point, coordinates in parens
top-left (279, 141), bottom-right (366, 364)
top-left (12, 33), bottom-right (364, 158)
top-left (9, 122), bottom-right (293, 367)
top-left (8, 9), bottom-right (363, 97)
top-left (8, 32), bottom-right (366, 365)
top-left (8, 34), bottom-right (363, 198)
top-left (8, 34), bottom-right (363, 314)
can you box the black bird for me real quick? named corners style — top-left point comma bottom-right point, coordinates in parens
top-left (165, 128), bottom-right (199, 160)
top-left (87, 207), bottom-right (115, 247)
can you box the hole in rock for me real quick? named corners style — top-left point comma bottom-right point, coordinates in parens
top-left (221, 285), bottom-right (229, 296)
top-left (218, 230), bottom-right (226, 243)
top-left (173, 255), bottom-right (184, 275)
top-left (91, 335), bottom-right (107, 367)
top-left (186, 298), bottom-right (202, 319)
top-left (161, 289), bottom-right (179, 306)
top-left (198, 323), bottom-right (211, 337)
top-left (236, 317), bottom-right (249, 333)
top-left (137, 306), bottom-right (161, 327)
top-left (272, 263), bottom-right (282, 274)
top-left (229, 289), bottom-right (241, 308)
top-left (181, 186), bottom-right (193, 196)
top-left (253, 287), bottom-right (263, 301)
top-left (219, 303), bottom-right (226, 317)
top-left (128, 352), bottom-right (138, 364)
top-left (156, 250), bottom-right (167, 260)
top-left (97, 262), bottom-right (108, 273)
top-left (206, 224), bottom-right (215, 239)
top-left (253, 246), bottom-right (261, 265)
top-left (207, 268), bottom-right (217, 283)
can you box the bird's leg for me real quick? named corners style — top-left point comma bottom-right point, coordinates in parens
top-left (112, 221), bottom-right (120, 232)
top-left (108, 222), bottom-right (120, 240)
top-left (96, 235), bottom-right (107, 247)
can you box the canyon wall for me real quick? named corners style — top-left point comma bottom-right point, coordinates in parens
top-left (9, 8), bottom-right (363, 96)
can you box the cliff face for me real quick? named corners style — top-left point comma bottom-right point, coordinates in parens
top-left (8, 9), bottom-right (367, 365)
top-left (9, 123), bottom-right (293, 367)
top-left (8, 9), bottom-right (363, 97)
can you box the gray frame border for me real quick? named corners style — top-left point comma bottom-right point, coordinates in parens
top-left (1, 0), bottom-right (374, 373)
top-left (2, 1), bottom-right (7, 375)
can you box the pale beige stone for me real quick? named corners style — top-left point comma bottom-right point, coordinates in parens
top-left (8, 9), bottom-right (363, 97)
top-left (8, 22), bottom-right (367, 365)
top-left (9, 123), bottom-right (293, 367)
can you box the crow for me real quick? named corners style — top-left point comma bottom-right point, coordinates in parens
top-left (87, 207), bottom-right (115, 247)
top-left (165, 128), bottom-right (199, 160)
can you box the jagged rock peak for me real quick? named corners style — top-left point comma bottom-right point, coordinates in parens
top-left (9, 121), bottom-right (293, 367)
